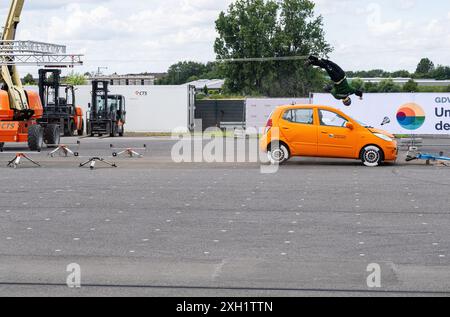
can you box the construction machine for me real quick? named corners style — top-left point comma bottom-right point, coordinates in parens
top-left (87, 80), bottom-right (126, 137)
top-left (0, 0), bottom-right (43, 151)
top-left (0, 0), bottom-right (83, 151)
top-left (37, 69), bottom-right (84, 141)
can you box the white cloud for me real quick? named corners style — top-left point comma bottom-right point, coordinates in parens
top-left (366, 3), bottom-right (403, 36)
top-left (0, 0), bottom-right (447, 75)
top-left (7, 0), bottom-right (233, 74)
top-left (397, 0), bottom-right (416, 10)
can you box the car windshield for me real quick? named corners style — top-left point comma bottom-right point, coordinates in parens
top-left (357, 120), bottom-right (372, 128)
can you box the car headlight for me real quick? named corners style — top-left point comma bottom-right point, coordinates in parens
top-left (373, 133), bottom-right (393, 142)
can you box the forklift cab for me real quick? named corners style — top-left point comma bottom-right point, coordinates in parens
top-left (114, 95), bottom-right (126, 123)
top-left (88, 80), bottom-right (126, 137)
top-left (39, 69), bottom-right (76, 116)
top-left (92, 93), bottom-right (125, 122)
top-left (38, 69), bottom-right (84, 137)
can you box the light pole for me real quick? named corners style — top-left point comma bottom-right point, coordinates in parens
top-left (97, 66), bottom-right (108, 77)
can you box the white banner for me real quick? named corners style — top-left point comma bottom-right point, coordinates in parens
top-left (26, 85), bottom-right (190, 132)
top-left (313, 93), bottom-right (450, 135)
top-left (246, 98), bottom-right (310, 133)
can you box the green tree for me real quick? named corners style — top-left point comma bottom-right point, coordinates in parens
top-left (22, 73), bottom-right (36, 85)
top-left (349, 78), bottom-right (364, 91)
top-left (415, 58), bottom-right (435, 77)
top-left (348, 69), bottom-right (386, 78)
top-left (214, 0), bottom-right (332, 97)
top-left (186, 75), bottom-right (199, 83)
top-left (156, 61), bottom-right (224, 85)
top-left (167, 61), bottom-right (207, 85)
top-left (378, 79), bottom-right (401, 92)
top-left (64, 73), bottom-right (87, 85)
top-left (363, 81), bottom-right (379, 93)
top-left (391, 70), bottom-right (411, 78)
top-left (430, 65), bottom-right (450, 80)
top-left (402, 79), bottom-right (418, 92)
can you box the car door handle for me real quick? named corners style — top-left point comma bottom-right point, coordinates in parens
top-left (322, 131), bottom-right (334, 138)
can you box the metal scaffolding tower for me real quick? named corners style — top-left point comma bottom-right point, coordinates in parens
top-left (0, 40), bottom-right (83, 67)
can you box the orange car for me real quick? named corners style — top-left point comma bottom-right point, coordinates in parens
top-left (260, 105), bottom-right (398, 167)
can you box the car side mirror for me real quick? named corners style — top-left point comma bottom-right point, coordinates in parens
top-left (88, 103), bottom-right (91, 109)
top-left (345, 122), bottom-right (354, 130)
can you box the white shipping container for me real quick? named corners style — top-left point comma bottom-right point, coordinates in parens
top-left (25, 85), bottom-right (194, 133)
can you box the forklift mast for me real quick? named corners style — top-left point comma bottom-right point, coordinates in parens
top-left (91, 80), bottom-right (109, 120)
top-left (38, 69), bottom-right (61, 109)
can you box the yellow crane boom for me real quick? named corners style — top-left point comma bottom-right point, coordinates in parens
top-left (1, 0), bottom-right (30, 117)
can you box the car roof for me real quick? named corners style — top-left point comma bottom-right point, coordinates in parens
top-left (276, 104), bottom-right (339, 112)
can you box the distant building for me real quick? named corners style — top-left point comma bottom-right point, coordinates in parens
top-left (185, 79), bottom-right (225, 91)
top-left (350, 78), bottom-right (450, 87)
top-left (87, 74), bottom-right (156, 86)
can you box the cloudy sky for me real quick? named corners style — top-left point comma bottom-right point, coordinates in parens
top-left (2, 0), bottom-right (449, 76)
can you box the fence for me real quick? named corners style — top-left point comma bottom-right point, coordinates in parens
top-left (195, 99), bottom-right (245, 131)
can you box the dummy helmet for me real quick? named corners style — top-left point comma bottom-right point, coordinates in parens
top-left (343, 97), bottom-right (352, 107)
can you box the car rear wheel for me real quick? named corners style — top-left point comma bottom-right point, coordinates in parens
top-left (268, 144), bottom-right (290, 165)
top-left (361, 145), bottom-right (383, 167)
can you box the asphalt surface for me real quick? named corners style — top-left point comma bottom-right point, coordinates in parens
top-left (0, 136), bottom-right (449, 297)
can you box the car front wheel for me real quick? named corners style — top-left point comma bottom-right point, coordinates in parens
top-left (268, 143), bottom-right (290, 165)
top-left (361, 145), bottom-right (383, 167)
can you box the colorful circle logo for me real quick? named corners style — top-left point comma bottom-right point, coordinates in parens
top-left (397, 103), bottom-right (426, 130)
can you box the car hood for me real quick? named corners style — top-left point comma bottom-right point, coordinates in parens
top-left (367, 127), bottom-right (395, 139)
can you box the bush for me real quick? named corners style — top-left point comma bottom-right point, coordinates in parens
top-left (403, 79), bottom-right (419, 92)
top-left (363, 82), bottom-right (379, 93)
top-left (378, 79), bottom-right (402, 92)
top-left (64, 73), bottom-right (87, 85)
top-left (350, 78), bottom-right (364, 91)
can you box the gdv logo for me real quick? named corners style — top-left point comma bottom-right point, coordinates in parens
top-left (435, 97), bottom-right (450, 103)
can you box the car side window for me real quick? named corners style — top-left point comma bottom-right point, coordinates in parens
top-left (282, 110), bottom-right (293, 122)
top-left (283, 109), bottom-right (313, 125)
top-left (319, 110), bottom-right (348, 127)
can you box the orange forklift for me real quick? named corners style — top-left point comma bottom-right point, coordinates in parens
top-left (38, 69), bottom-right (84, 140)
top-left (0, 0), bottom-right (83, 152)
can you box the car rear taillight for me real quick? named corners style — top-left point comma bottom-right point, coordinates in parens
top-left (264, 118), bottom-right (273, 134)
